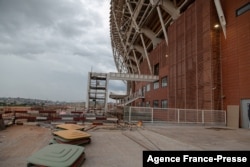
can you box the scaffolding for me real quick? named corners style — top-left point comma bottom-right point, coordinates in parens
top-left (86, 72), bottom-right (108, 114)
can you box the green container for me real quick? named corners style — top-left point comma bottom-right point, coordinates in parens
top-left (27, 144), bottom-right (85, 167)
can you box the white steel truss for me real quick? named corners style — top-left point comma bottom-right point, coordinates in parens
top-left (110, 0), bottom-right (193, 74)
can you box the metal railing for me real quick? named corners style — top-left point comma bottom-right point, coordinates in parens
top-left (123, 106), bottom-right (226, 126)
top-left (119, 91), bottom-right (145, 106)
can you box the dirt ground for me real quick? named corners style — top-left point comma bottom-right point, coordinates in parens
top-left (0, 125), bottom-right (52, 167)
top-left (1, 123), bottom-right (250, 167)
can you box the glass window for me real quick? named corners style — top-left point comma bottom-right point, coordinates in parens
top-left (142, 86), bottom-right (146, 96)
top-left (161, 100), bottom-right (168, 108)
top-left (161, 76), bottom-right (168, 87)
top-left (146, 101), bottom-right (150, 107)
top-left (153, 81), bottom-right (159, 89)
top-left (236, 2), bottom-right (250, 16)
top-left (146, 84), bottom-right (150, 92)
top-left (154, 63), bottom-right (159, 75)
top-left (138, 88), bottom-right (142, 95)
top-left (153, 100), bottom-right (159, 108)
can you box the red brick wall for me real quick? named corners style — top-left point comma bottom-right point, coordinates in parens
top-left (131, 0), bottom-right (250, 111)
top-left (133, 0), bottom-right (217, 109)
top-left (168, 0), bottom-right (216, 110)
top-left (220, 0), bottom-right (250, 109)
top-left (135, 40), bottom-right (169, 107)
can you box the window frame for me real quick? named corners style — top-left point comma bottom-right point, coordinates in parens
top-left (153, 100), bottom-right (159, 108)
top-left (146, 84), bottom-right (151, 92)
top-left (161, 100), bottom-right (168, 108)
top-left (236, 2), bottom-right (250, 17)
top-left (161, 76), bottom-right (168, 87)
top-left (154, 63), bottom-right (159, 75)
top-left (153, 80), bottom-right (159, 89)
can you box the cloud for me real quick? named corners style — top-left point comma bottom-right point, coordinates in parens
top-left (0, 0), bottom-right (125, 102)
top-left (109, 80), bottom-right (126, 93)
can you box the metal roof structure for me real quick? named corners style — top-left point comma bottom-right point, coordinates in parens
top-left (110, 0), bottom-right (195, 74)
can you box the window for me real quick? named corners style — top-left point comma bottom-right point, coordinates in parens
top-left (153, 81), bottom-right (159, 89)
top-left (146, 101), bottom-right (150, 107)
top-left (154, 63), bottom-right (159, 75)
top-left (142, 86), bottom-right (146, 96)
top-left (161, 100), bottom-right (168, 108)
top-left (146, 84), bottom-right (150, 92)
top-left (161, 76), bottom-right (168, 87)
top-left (138, 88), bottom-right (142, 95)
top-left (236, 2), bottom-right (250, 16)
top-left (153, 100), bottom-right (159, 108)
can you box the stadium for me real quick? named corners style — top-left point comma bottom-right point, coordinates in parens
top-left (109, 0), bottom-right (250, 128)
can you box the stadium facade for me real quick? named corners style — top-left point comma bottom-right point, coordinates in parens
top-left (110, 0), bottom-right (250, 127)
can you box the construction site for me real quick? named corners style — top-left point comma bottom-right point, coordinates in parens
top-left (0, 120), bottom-right (250, 166)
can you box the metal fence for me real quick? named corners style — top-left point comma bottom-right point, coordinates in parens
top-left (123, 106), bottom-right (226, 126)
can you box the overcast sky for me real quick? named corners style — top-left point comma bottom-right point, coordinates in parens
top-left (0, 0), bottom-right (126, 102)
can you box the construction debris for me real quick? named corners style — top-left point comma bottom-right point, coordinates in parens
top-left (51, 129), bottom-right (91, 145)
top-left (27, 144), bottom-right (85, 167)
